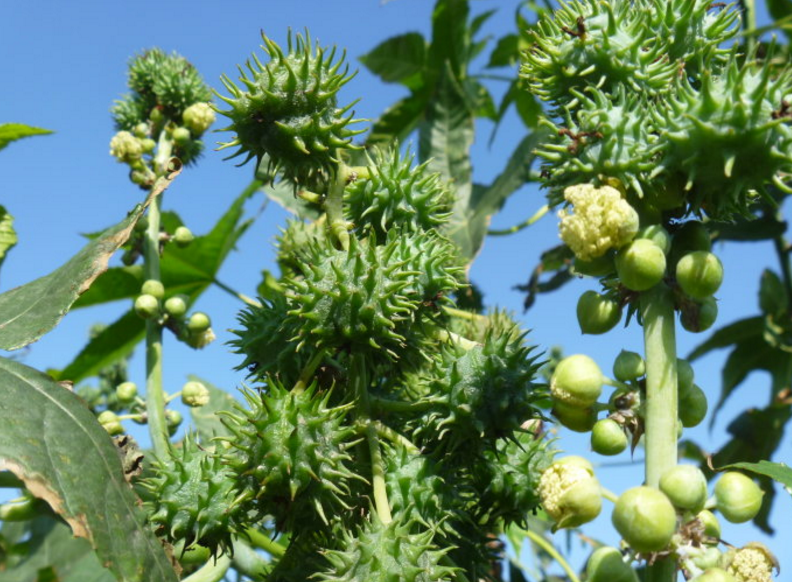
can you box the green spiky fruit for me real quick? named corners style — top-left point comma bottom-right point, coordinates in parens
top-left (284, 230), bottom-right (463, 359)
top-left (316, 516), bottom-right (458, 582)
top-left (409, 328), bottom-right (544, 453)
top-left (473, 429), bottom-right (554, 524)
top-left (276, 218), bottom-right (328, 278)
top-left (222, 382), bottom-right (359, 529)
top-left (344, 146), bottom-right (452, 238)
top-left (142, 436), bottom-right (240, 556)
top-left (654, 49), bottom-right (792, 218)
top-left (216, 31), bottom-right (363, 188)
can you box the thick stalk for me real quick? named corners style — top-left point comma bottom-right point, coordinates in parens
top-left (181, 554), bottom-right (231, 582)
top-left (144, 133), bottom-right (174, 459)
top-left (640, 284), bottom-right (678, 486)
top-left (640, 284), bottom-right (678, 582)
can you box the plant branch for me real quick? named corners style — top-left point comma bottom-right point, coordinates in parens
top-left (213, 278), bottom-right (261, 308)
top-left (181, 554), bottom-right (231, 582)
top-left (524, 529), bottom-right (581, 582)
top-left (292, 348), bottom-right (326, 395)
top-left (325, 163), bottom-right (350, 250)
top-left (488, 204), bottom-right (549, 236)
top-left (244, 527), bottom-right (286, 558)
top-left (371, 420), bottom-right (420, 453)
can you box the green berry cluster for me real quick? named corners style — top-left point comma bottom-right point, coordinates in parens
top-left (133, 279), bottom-right (215, 349)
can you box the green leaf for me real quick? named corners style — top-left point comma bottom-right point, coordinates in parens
top-left (0, 517), bottom-right (114, 582)
top-left (188, 375), bottom-right (239, 442)
top-left (366, 94), bottom-right (428, 147)
top-left (0, 168), bottom-right (180, 351)
top-left (717, 460), bottom-right (792, 491)
top-left (462, 79), bottom-right (497, 120)
top-left (709, 214), bottom-right (787, 241)
top-left (487, 34), bottom-right (518, 68)
top-left (686, 316), bottom-right (765, 361)
top-left (72, 266), bottom-right (145, 309)
top-left (759, 269), bottom-right (788, 317)
top-left (428, 0), bottom-right (470, 78)
top-left (0, 123), bottom-right (53, 152)
top-left (359, 32), bottom-right (427, 85)
top-left (0, 205), bottom-right (17, 270)
top-left (0, 357), bottom-right (178, 582)
top-left (262, 180), bottom-right (321, 220)
top-left (55, 310), bottom-right (144, 384)
top-left (767, 0), bottom-right (792, 21)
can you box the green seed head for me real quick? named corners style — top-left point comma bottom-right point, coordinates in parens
top-left (182, 102), bottom-right (215, 136)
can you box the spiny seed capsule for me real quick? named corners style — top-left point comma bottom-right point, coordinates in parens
top-left (714, 472), bottom-right (763, 524)
top-left (612, 486), bottom-right (676, 553)
top-left (676, 251), bottom-right (724, 300)
top-left (615, 239), bottom-right (666, 291)
top-left (585, 546), bottom-right (638, 582)
top-left (591, 419), bottom-right (628, 456)
top-left (613, 350), bottom-right (645, 382)
top-left (576, 291), bottom-right (622, 335)
top-left (551, 354), bottom-right (604, 408)
top-left (659, 465), bottom-right (708, 513)
top-left (141, 279), bottom-right (165, 300)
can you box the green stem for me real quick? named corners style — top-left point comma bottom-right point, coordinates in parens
top-left (487, 204), bottom-right (549, 236)
top-left (144, 132), bottom-right (174, 460)
top-left (640, 284), bottom-right (678, 582)
top-left (640, 284), bottom-right (678, 487)
top-left (325, 163), bottom-right (350, 250)
top-left (231, 538), bottom-right (273, 577)
top-left (213, 278), bottom-right (261, 308)
top-left (524, 529), bottom-right (581, 582)
top-left (181, 554), bottom-right (231, 582)
top-left (244, 527), bottom-right (286, 558)
top-left (371, 420), bottom-right (420, 454)
top-left (366, 423), bottom-right (393, 524)
top-left (742, 0), bottom-right (757, 52)
top-left (442, 306), bottom-right (488, 322)
top-left (346, 165), bottom-right (371, 181)
top-left (292, 349), bottom-right (326, 395)
top-left (435, 329), bottom-right (480, 350)
top-left (369, 395), bottom-right (436, 414)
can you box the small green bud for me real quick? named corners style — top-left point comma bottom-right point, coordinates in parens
top-left (134, 294), bottom-right (160, 319)
top-left (141, 279), bottom-right (165, 300)
top-left (615, 239), bottom-right (667, 291)
top-left (150, 106), bottom-right (164, 124)
top-left (695, 568), bottom-right (737, 582)
top-left (181, 381), bottom-right (210, 407)
top-left (109, 131), bottom-right (144, 164)
top-left (573, 253), bottom-right (615, 277)
top-left (714, 472), bottom-right (763, 524)
top-left (172, 127), bottom-right (191, 146)
top-left (613, 350), bottom-right (645, 382)
top-left (677, 251), bottom-right (724, 300)
top-left (577, 291), bottom-right (622, 334)
top-left (187, 312), bottom-right (211, 333)
top-left (659, 465), bottom-right (708, 513)
top-left (166, 409), bottom-right (183, 436)
top-left (636, 224), bottom-right (671, 255)
top-left (539, 456), bottom-right (602, 530)
top-left (164, 295), bottom-right (189, 318)
top-left (173, 226), bottom-right (194, 247)
top-left (553, 400), bottom-right (598, 432)
top-left (612, 486), bottom-right (677, 553)
top-left (679, 384), bottom-right (708, 428)
top-left (692, 547), bottom-right (724, 571)
top-left (140, 138), bottom-right (156, 153)
top-left (697, 509), bottom-right (722, 541)
top-left (98, 410), bottom-right (124, 436)
top-left (586, 546), bottom-right (638, 582)
top-left (681, 297), bottom-right (718, 333)
top-left (182, 102), bottom-right (216, 136)
top-left (551, 354), bottom-right (604, 408)
top-left (115, 381), bottom-right (138, 404)
top-left (591, 418), bottom-right (628, 456)
top-left (677, 358), bottom-right (695, 397)
top-left (133, 123), bottom-right (149, 138)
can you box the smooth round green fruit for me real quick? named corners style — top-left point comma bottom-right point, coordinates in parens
top-left (692, 547), bottom-right (723, 571)
top-left (539, 456), bottom-right (602, 530)
top-left (577, 291), bottom-right (622, 335)
top-left (676, 251), bottom-right (723, 299)
top-left (697, 509), bottom-right (722, 541)
top-left (134, 294), bottom-right (160, 319)
top-left (187, 312), bottom-right (211, 333)
top-left (681, 297), bottom-right (718, 333)
top-left (636, 224), bottom-right (671, 254)
top-left (586, 546), bottom-right (638, 582)
top-left (551, 354), bottom-right (604, 408)
top-left (679, 384), bottom-right (708, 428)
top-left (164, 295), bottom-right (189, 318)
top-left (173, 226), bottom-right (194, 247)
top-left (115, 381), bottom-right (138, 404)
top-left (612, 486), bottom-right (677, 553)
top-left (172, 126), bottom-right (191, 145)
top-left (695, 568), bottom-right (737, 582)
top-left (166, 409), bottom-right (183, 436)
top-left (552, 401), bottom-right (597, 433)
top-left (141, 279), bottom-right (165, 300)
top-left (573, 253), bottom-right (615, 277)
top-left (613, 350), bottom-right (645, 382)
top-left (714, 472), bottom-right (763, 524)
top-left (677, 358), bottom-right (695, 397)
top-left (98, 411), bottom-right (124, 436)
top-left (615, 239), bottom-right (667, 291)
top-left (591, 419), bottom-right (628, 456)
top-left (660, 465), bottom-right (708, 512)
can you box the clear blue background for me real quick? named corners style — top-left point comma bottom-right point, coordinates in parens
top-left (1, 1), bottom-right (789, 579)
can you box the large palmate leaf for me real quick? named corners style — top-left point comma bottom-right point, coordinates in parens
top-left (0, 165), bottom-right (181, 351)
top-left (0, 357), bottom-right (177, 582)
top-left (359, 32), bottom-right (427, 87)
top-left (0, 205), bottom-right (17, 272)
top-left (0, 517), bottom-right (114, 582)
top-left (0, 123), bottom-right (52, 152)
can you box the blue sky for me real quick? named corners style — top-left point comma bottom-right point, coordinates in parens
top-left (1, 0), bottom-right (790, 579)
